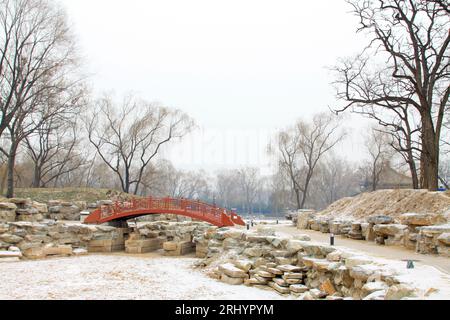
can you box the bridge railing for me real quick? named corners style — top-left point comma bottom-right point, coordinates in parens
top-left (99, 197), bottom-right (235, 225)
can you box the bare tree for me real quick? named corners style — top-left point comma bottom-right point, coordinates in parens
top-left (332, 0), bottom-right (450, 191)
top-left (24, 118), bottom-right (87, 188)
top-left (236, 167), bottom-right (260, 215)
top-left (0, 0), bottom-right (82, 197)
top-left (270, 112), bottom-right (346, 209)
top-left (439, 157), bottom-right (449, 190)
top-left (268, 167), bottom-right (294, 216)
top-left (353, 104), bottom-right (422, 189)
top-left (215, 170), bottom-right (240, 209)
top-left (360, 127), bottom-right (394, 191)
top-left (86, 94), bottom-right (195, 195)
top-left (161, 163), bottom-right (211, 200)
top-left (1, 81), bottom-right (84, 197)
top-left (0, 148), bottom-right (6, 194)
top-left (312, 154), bottom-right (360, 208)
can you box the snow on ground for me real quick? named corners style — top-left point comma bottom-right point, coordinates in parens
top-left (374, 257), bottom-right (450, 300)
top-left (0, 253), bottom-right (292, 300)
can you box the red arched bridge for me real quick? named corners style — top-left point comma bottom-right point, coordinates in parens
top-left (84, 197), bottom-right (246, 228)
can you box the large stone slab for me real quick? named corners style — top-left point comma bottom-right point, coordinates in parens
top-left (0, 203), bottom-right (17, 210)
top-left (219, 263), bottom-right (248, 278)
top-left (0, 210), bottom-right (16, 222)
top-left (163, 241), bottom-right (178, 251)
top-left (373, 224), bottom-right (407, 237)
top-left (43, 245), bottom-right (73, 256)
top-left (368, 215), bottom-right (394, 225)
top-left (220, 273), bottom-right (245, 285)
top-left (289, 284), bottom-right (309, 294)
top-left (399, 213), bottom-right (446, 226)
top-left (437, 233), bottom-right (450, 246)
top-left (233, 260), bottom-right (253, 272)
top-left (0, 251), bottom-right (22, 258)
top-left (164, 241), bottom-right (195, 256)
top-left (297, 210), bottom-right (315, 230)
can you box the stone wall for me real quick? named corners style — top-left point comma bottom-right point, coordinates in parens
top-left (0, 198), bottom-right (91, 223)
top-left (298, 212), bottom-right (450, 257)
top-left (194, 227), bottom-right (424, 300)
top-left (0, 220), bottom-right (126, 260)
top-left (0, 198), bottom-right (185, 225)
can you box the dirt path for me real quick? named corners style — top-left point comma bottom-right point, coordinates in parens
top-left (272, 225), bottom-right (450, 274)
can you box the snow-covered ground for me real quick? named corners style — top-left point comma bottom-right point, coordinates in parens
top-left (0, 253), bottom-right (292, 300)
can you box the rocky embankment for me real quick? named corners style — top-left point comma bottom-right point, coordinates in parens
top-left (193, 226), bottom-right (441, 300)
top-left (299, 212), bottom-right (450, 258)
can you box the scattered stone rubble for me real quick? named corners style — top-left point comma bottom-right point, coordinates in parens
top-left (297, 211), bottom-right (450, 258)
top-left (194, 226), bottom-right (424, 300)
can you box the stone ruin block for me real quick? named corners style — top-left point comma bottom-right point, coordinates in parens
top-left (163, 241), bottom-right (196, 256)
top-left (347, 223), bottom-right (364, 240)
top-left (373, 224), bottom-right (408, 246)
top-left (0, 202), bottom-right (17, 223)
top-left (416, 225), bottom-right (450, 256)
top-left (297, 210), bottom-right (316, 230)
top-left (125, 238), bottom-right (163, 254)
top-left (88, 239), bottom-right (125, 253)
top-left (399, 213), bottom-right (446, 227)
top-left (367, 215), bottom-right (394, 225)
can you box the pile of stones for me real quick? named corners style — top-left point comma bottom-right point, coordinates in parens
top-left (0, 198), bottom-right (94, 223)
top-left (0, 199), bottom-right (47, 222)
top-left (416, 225), bottom-right (450, 256)
top-left (48, 200), bottom-right (86, 221)
top-left (195, 226), bottom-right (424, 300)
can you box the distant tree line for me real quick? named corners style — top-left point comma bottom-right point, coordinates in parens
top-left (0, 0), bottom-right (448, 213)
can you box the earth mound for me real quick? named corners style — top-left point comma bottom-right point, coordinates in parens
top-left (317, 189), bottom-right (450, 222)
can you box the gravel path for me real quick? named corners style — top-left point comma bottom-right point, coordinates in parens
top-left (0, 253), bottom-right (291, 300)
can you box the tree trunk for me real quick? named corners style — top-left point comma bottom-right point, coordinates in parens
top-left (300, 175), bottom-right (312, 209)
top-left (0, 164), bottom-right (6, 195)
top-left (294, 188), bottom-right (302, 210)
top-left (6, 146), bottom-right (17, 199)
top-left (407, 153), bottom-right (419, 189)
top-left (421, 115), bottom-right (439, 191)
top-left (32, 164), bottom-right (42, 188)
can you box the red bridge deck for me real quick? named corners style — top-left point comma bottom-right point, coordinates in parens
top-left (84, 197), bottom-right (246, 228)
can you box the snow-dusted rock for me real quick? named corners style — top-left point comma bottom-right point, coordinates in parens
top-left (385, 284), bottom-right (417, 300)
top-left (399, 213), bottom-right (445, 226)
top-left (368, 215), bottom-right (394, 225)
top-left (219, 263), bottom-right (249, 278)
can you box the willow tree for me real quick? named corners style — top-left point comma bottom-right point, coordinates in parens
top-left (86, 94), bottom-right (195, 195)
top-left (333, 0), bottom-right (449, 191)
top-left (269, 112), bottom-right (346, 210)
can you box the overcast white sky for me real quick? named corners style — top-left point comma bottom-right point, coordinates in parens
top-left (59, 0), bottom-right (372, 175)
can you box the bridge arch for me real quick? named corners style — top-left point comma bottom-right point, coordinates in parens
top-left (84, 197), bottom-right (245, 228)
